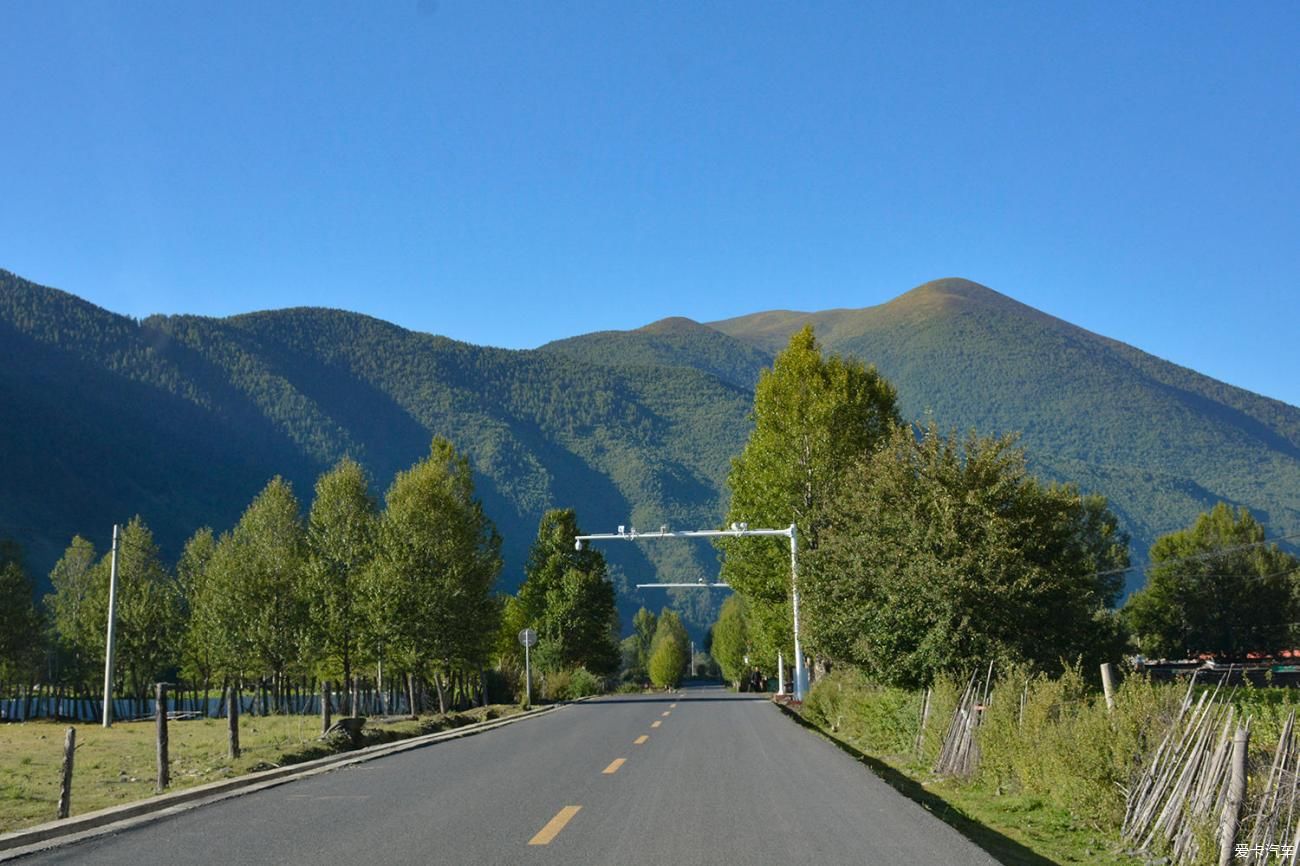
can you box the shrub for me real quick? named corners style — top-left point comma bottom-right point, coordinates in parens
top-left (805, 668), bottom-right (924, 757)
top-left (543, 667), bottom-right (604, 701)
top-left (567, 667), bottom-right (603, 698)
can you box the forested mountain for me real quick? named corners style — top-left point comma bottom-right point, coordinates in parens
top-left (545, 279), bottom-right (1300, 590)
top-left (0, 269), bottom-right (750, 630)
top-left (4, 270), bottom-right (1298, 618)
top-left (540, 316), bottom-right (773, 391)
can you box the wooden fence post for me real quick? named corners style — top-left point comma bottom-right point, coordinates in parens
top-left (227, 683), bottom-right (241, 759)
top-left (321, 680), bottom-right (332, 735)
top-left (155, 683), bottom-right (169, 792)
top-left (1218, 724), bottom-right (1250, 866)
top-left (57, 727), bottom-right (75, 819)
top-left (1101, 663), bottom-right (1117, 713)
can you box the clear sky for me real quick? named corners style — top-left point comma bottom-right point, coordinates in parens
top-left (3, 3), bottom-right (1298, 404)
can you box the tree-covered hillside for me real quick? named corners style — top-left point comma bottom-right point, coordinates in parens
top-left (0, 269), bottom-right (751, 630)
top-left (6, 268), bottom-right (1298, 615)
top-left (540, 316), bottom-right (774, 390)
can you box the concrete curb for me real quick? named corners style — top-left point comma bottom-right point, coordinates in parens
top-left (0, 703), bottom-right (570, 861)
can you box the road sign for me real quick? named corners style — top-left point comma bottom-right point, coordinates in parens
top-left (518, 628), bottom-right (537, 648)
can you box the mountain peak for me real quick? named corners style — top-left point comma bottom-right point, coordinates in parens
top-left (891, 277), bottom-right (1016, 308)
top-left (636, 316), bottom-right (710, 336)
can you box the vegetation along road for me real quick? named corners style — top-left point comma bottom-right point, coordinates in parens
top-left (17, 686), bottom-right (998, 865)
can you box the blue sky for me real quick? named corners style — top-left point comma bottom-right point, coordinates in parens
top-left (3, 2), bottom-right (1298, 404)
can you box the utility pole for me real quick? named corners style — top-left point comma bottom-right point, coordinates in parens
top-left (101, 524), bottom-right (120, 728)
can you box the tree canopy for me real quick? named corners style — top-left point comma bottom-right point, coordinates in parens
top-left (1123, 503), bottom-right (1299, 660)
top-left (305, 457), bottom-right (378, 690)
top-left (368, 438), bottom-right (502, 679)
top-left (808, 423), bottom-right (1129, 688)
top-left (718, 325), bottom-right (900, 667)
top-left (648, 609), bottom-right (689, 688)
top-left (709, 594), bottom-right (751, 689)
top-left (517, 509), bottom-right (619, 675)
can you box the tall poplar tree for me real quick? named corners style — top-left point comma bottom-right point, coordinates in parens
top-left (719, 325), bottom-right (900, 666)
top-left (204, 478), bottom-right (308, 709)
top-left (709, 594), bottom-right (751, 689)
top-left (648, 609), bottom-right (689, 689)
top-left (305, 458), bottom-right (377, 700)
top-left (177, 528), bottom-right (218, 694)
top-left (46, 536), bottom-right (103, 684)
top-left (518, 509), bottom-right (619, 675)
top-left (368, 438), bottom-right (502, 704)
top-left (110, 517), bottom-right (183, 698)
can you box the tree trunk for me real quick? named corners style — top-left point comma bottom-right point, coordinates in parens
top-left (227, 683), bottom-right (241, 759)
top-left (434, 673), bottom-right (447, 715)
top-left (405, 673), bottom-right (417, 721)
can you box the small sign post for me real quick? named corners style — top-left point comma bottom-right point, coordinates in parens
top-left (518, 628), bottom-right (537, 708)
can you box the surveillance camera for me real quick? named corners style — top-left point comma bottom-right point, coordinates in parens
top-left (729, 522), bottom-right (739, 532)
top-left (574, 540), bottom-right (582, 551)
top-left (618, 525), bottom-right (625, 535)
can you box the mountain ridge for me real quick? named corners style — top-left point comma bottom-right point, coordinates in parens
top-left (3, 268), bottom-right (1298, 613)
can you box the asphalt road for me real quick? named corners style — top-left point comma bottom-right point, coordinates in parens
top-left (22, 685), bottom-right (1001, 865)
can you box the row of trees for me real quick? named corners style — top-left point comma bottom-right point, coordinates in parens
top-left (1, 438), bottom-right (633, 712)
top-left (38, 439), bottom-right (502, 711)
top-left (708, 326), bottom-right (1299, 691)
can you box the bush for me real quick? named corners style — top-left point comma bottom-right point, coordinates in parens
top-left (974, 664), bottom-right (1182, 826)
top-left (567, 667), bottom-right (603, 698)
top-left (804, 668), bottom-right (925, 756)
top-left (543, 667), bottom-right (604, 701)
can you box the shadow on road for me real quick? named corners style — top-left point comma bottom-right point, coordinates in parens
top-left (778, 706), bottom-right (1058, 866)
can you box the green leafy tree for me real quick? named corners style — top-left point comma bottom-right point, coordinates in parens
top-left (624, 607), bottom-right (657, 681)
top-left (204, 478), bottom-right (308, 708)
top-left (45, 536), bottom-right (103, 684)
top-left (647, 609), bottom-right (689, 689)
top-left (719, 325), bottom-right (900, 666)
top-left (517, 509), bottom-right (619, 675)
top-left (1123, 503), bottom-right (1299, 659)
top-left (368, 438), bottom-right (502, 702)
top-left (0, 541), bottom-right (42, 681)
top-left (177, 528), bottom-right (219, 692)
top-left (494, 594), bottom-right (530, 674)
top-left (810, 423), bottom-right (1129, 687)
top-left (110, 517), bottom-right (183, 698)
top-left (709, 594), bottom-right (751, 689)
top-left (305, 458), bottom-right (378, 700)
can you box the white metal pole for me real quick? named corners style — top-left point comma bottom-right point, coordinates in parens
top-left (790, 523), bottom-right (808, 702)
top-left (524, 642), bottom-right (531, 708)
top-left (102, 524), bottom-right (120, 728)
top-left (777, 651), bottom-right (786, 696)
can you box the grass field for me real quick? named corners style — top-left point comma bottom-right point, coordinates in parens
top-left (0, 705), bottom-right (521, 834)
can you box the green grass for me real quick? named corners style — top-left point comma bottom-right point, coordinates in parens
top-left (796, 667), bottom-right (1154, 865)
top-left (0, 705), bottom-right (521, 834)
top-left (786, 707), bottom-right (1142, 865)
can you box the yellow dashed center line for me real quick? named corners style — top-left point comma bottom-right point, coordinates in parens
top-left (651, 720), bottom-right (662, 728)
top-left (634, 735), bottom-right (649, 745)
top-left (529, 806), bottom-right (582, 845)
top-left (602, 758), bottom-right (626, 775)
